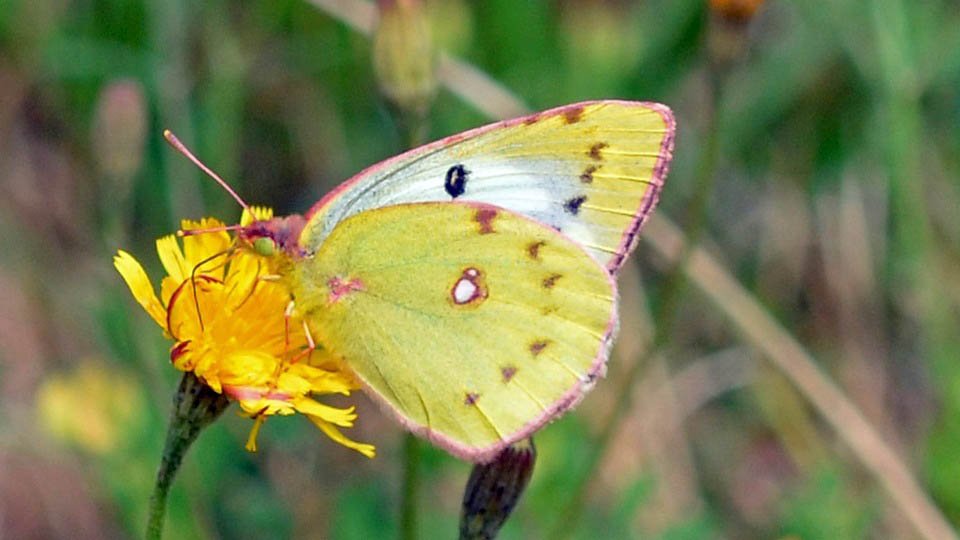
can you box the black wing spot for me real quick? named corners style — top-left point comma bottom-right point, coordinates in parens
top-left (588, 142), bottom-right (609, 161)
top-left (580, 165), bottom-right (598, 183)
top-left (563, 105), bottom-right (585, 124)
top-left (542, 273), bottom-right (562, 288)
top-left (527, 240), bottom-right (546, 260)
top-left (444, 164), bottom-right (469, 198)
top-left (564, 195), bottom-right (587, 215)
top-left (530, 340), bottom-right (549, 356)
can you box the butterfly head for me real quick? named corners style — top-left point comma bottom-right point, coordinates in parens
top-left (162, 130), bottom-right (308, 259)
top-left (237, 214), bottom-right (308, 259)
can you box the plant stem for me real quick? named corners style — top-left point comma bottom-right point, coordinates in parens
top-left (400, 433), bottom-right (422, 540)
top-left (146, 372), bottom-right (229, 540)
top-left (549, 67), bottom-right (726, 540)
top-left (459, 439), bottom-right (536, 540)
top-left (644, 215), bottom-right (959, 540)
top-left (394, 102), bottom-right (430, 540)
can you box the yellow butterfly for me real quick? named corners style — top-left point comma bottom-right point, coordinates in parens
top-left (173, 100), bottom-right (675, 462)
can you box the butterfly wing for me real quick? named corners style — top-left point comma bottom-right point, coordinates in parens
top-left (300, 100), bottom-right (675, 273)
top-left (291, 202), bottom-right (616, 462)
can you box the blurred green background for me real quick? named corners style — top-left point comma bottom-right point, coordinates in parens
top-left (2, 0), bottom-right (960, 538)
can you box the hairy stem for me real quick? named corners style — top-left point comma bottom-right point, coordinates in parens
top-left (146, 373), bottom-right (229, 540)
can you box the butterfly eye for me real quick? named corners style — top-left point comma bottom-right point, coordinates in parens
top-left (253, 237), bottom-right (277, 257)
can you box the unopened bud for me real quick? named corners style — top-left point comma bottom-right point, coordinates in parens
top-left (707, 0), bottom-right (766, 67)
top-left (92, 79), bottom-right (147, 182)
top-left (148, 372), bottom-right (230, 539)
top-left (373, 0), bottom-right (437, 117)
top-left (460, 439), bottom-right (536, 540)
top-left (708, 0), bottom-right (765, 22)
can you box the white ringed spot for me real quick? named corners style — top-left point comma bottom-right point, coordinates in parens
top-left (451, 267), bottom-right (486, 305)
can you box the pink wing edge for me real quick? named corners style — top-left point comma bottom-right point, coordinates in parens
top-left (305, 100), bottom-right (677, 275)
top-left (344, 200), bottom-right (621, 463)
top-left (605, 102), bottom-right (676, 274)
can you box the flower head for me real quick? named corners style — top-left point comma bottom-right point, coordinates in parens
top-left (37, 360), bottom-right (145, 455)
top-left (114, 209), bottom-right (374, 457)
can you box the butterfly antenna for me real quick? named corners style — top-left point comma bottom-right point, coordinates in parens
top-left (189, 247), bottom-right (237, 330)
top-left (163, 130), bottom-right (253, 216)
top-left (177, 223), bottom-right (244, 238)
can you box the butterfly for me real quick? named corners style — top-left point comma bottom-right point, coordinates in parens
top-left (171, 100), bottom-right (675, 462)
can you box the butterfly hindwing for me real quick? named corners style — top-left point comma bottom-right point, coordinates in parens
top-left (290, 202), bottom-right (616, 462)
top-left (299, 100), bottom-right (675, 273)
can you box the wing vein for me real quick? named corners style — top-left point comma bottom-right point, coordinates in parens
top-left (351, 306), bottom-right (417, 416)
top-left (512, 379), bottom-right (548, 410)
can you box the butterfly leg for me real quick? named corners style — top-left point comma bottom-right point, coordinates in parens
top-left (283, 300), bottom-right (296, 353)
top-left (288, 313), bottom-right (317, 365)
top-left (303, 319), bottom-right (316, 350)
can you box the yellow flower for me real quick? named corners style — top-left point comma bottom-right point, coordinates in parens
top-left (114, 210), bottom-right (374, 458)
top-left (37, 360), bottom-right (145, 455)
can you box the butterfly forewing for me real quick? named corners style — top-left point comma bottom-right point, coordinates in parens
top-left (291, 202), bottom-right (616, 462)
top-left (300, 100), bottom-right (675, 273)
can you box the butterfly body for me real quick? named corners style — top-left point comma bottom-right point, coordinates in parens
top-left (240, 100), bottom-right (675, 462)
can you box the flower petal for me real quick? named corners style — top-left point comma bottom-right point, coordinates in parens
top-left (245, 415), bottom-right (267, 452)
top-left (293, 396), bottom-right (357, 427)
top-left (276, 370), bottom-right (313, 397)
top-left (156, 234), bottom-right (188, 283)
top-left (160, 276), bottom-right (180, 306)
top-left (286, 363), bottom-right (357, 395)
top-left (220, 350), bottom-right (280, 388)
top-left (234, 396), bottom-right (295, 416)
top-left (306, 414), bottom-right (376, 458)
top-left (113, 250), bottom-right (166, 328)
top-left (165, 277), bottom-right (212, 341)
top-left (223, 251), bottom-right (264, 309)
top-left (241, 206), bottom-right (273, 226)
top-left (182, 218), bottom-right (231, 279)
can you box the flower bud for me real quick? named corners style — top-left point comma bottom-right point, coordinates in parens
top-left (708, 0), bottom-right (765, 22)
top-left (92, 79), bottom-right (147, 183)
top-left (372, 0), bottom-right (437, 117)
top-left (148, 372), bottom-right (230, 538)
top-left (36, 359), bottom-right (144, 455)
top-left (460, 438), bottom-right (536, 540)
top-left (707, 0), bottom-right (766, 68)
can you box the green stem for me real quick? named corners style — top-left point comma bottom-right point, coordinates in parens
top-left (871, 0), bottom-right (957, 378)
top-left (394, 107), bottom-right (429, 540)
top-left (400, 433), bottom-right (422, 540)
top-left (549, 71), bottom-right (726, 540)
top-left (146, 372), bottom-right (230, 540)
top-left (651, 93), bottom-right (722, 336)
